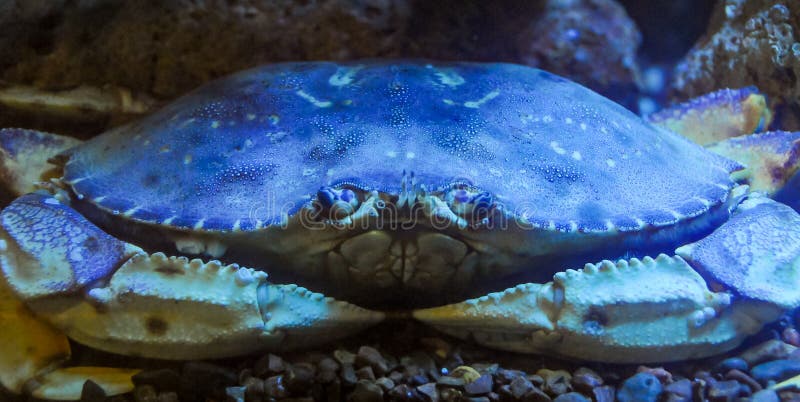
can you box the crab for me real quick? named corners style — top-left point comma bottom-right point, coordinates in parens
top-left (0, 61), bottom-right (799, 400)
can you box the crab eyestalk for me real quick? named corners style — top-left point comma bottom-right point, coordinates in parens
top-left (443, 187), bottom-right (495, 227)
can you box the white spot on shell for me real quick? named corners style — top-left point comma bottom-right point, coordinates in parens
top-left (464, 90), bottom-right (500, 108)
top-left (302, 168), bottom-right (317, 176)
top-left (580, 123), bottom-right (587, 131)
top-left (211, 121), bottom-right (220, 129)
top-left (571, 151), bottom-right (582, 161)
top-left (565, 117), bottom-right (573, 124)
top-left (246, 113), bottom-right (256, 120)
top-left (405, 152), bottom-right (416, 159)
top-left (296, 90), bottom-right (332, 108)
top-left (386, 150), bottom-right (397, 158)
top-left (606, 159), bottom-right (616, 168)
top-left (43, 197), bottom-right (60, 205)
top-left (550, 141), bottom-right (566, 155)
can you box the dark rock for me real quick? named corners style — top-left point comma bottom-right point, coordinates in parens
top-left (663, 378), bottom-right (692, 398)
top-left (180, 361), bottom-right (237, 401)
top-left (348, 379), bottom-right (384, 402)
top-left (616, 372), bottom-right (662, 402)
top-left (439, 387), bottom-right (464, 402)
top-left (357, 346), bottom-right (390, 376)
top-left (496, 368), bottom-right (525, 385)
top-left (342, 364), bottom-right (359, 387)
top-left (81, 380), bottom-right (107, 402)
top-left (552, 392), bottom-right (589, 402)
top-left (416, 382), bottom-right (438, 402)
top-left (707, 379), bottom-right (741, 401)
top-left (357, 366), bottom-right (377, 381)
top-left (751, 389), bottom-right (780, 402)
top-left (286, 362), bottom-right (316, 394)
top-left (437, 375), bottom-right (466, 388)
top-left (714, 357), bottom-right (749, 374)
top-left (464, 374), bottom-right (493, 395)
top-left (389, 371), bottom-right (405, 384)
top-left (510, 376), bottom-right (535, 398)
top-left (521, 387), bottom-right (552, 402)
top-left (571, 370), bottom-right (603, 395)
top-left (751, 359), bottom-right (800, 384)
top-left (264, 375), bottom-right (288, 399)
top-left (318, 357), bottom-right (340, 384)
top-left (132, 384), bottom-right (157, 402)
top-left (242, 376), bottom-right (265, 399)
top-left (157, 392), bottom-right (179, 402)
top-left (254, 353), bottom-right (285, 376)
top-left (388, 384), bottom-right (418, 401)
top-left (132, 369), bottom-right (181, 392)
top-left (592, 385), bottom-right (615, 402)
top-left (410, 374), bottom-right (430, 386)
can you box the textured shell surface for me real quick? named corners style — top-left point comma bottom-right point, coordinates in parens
top-left (62, 61), bottom-right (736, 232)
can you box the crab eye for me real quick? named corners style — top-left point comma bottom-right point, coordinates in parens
top-left (314, 186), bottom-right (361, 221)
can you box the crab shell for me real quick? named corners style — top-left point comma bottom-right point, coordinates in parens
top-left (0, 61), bottom-right (799, 399)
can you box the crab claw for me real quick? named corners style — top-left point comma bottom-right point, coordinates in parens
top-left (415, 197), bottom-right (800, 363)
top-left (0, 192), bottom-right (382, 398)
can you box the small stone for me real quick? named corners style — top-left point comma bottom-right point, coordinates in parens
top-left (347, 380), bottom-right (384, 402)
top-left (714, 357), bottom-right (749, 374)
top-left (357, 366), bottom-right (377, 381)
top-left (242, 376), bottom-right (265, 398)
top-left (410, 374), bottom-right (430, 386)
top-left (552, 392), bottom-right (589, 402)
top-left (496, 368), bottom-right (525, 385)
top-left (254, 354), bottom-right (285, 376)
top-left (264, 375), bottom-right (288, 398)
top-left (438, 375), bottom-right (467, 388)
top-left (375, 377), bottom-right (394, 392)
top-left (522, 387), bottom-right (552, 402)
top-left (636, 366), bottom-right (672, 383)
top-left (537, 369), bottom-right (572, 395)
top-left (389, 371), bottom-right (405, 384)
top-left (286, 362), bottom-right (316, 394)
top-left (335, 349), bottom-right (357, 365)
top-left (464, 374), bottom-right (493, 395)
top-left (784, 328), bottom-right (800, 347)
top-left (417, 382), bottom-right (439, 402)
top-left (439, 387), bottom-right (464, 402)
top-left (724, 369), bottom-right (762, 392)
top-left (571, 371), bottom-right (602, 394)
top-left (510, 376), bottom-right (534, 398)
top-left (707, 379), bottom-right (741, 401)
top-left (81, 380), bottom-right (107, 402)
top-left (132, 369), bottom-right (181, 392)
top-left (617, 372), bottom-right (662, 402)
top-left (388, 384), bottom-right (417, 401)
top-left (663, 378), bottom-right (692, 398)
top-left (751, 389), bottom-right (780, 402)
top-left (318, 357), bottom-right (340, 383)
top-left (342, 364), bottom-right (359, 387)
top-left (133, 384), bottom-right (157, 402)
top-left (592, 385), bottom-right (615, 402)
top-left (751, 359), bottom-right (800, 384)
top-left (356, 346), bottom-right (389, 376)
top-left (740, 340), bottom-right (798, 365)
top-left (225, 386), bottom-right (245, 402)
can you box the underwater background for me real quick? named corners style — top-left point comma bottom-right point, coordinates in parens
top-left (0, 0), bottom-right (799, 401)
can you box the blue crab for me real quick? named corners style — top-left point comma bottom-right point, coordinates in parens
top-left (0, 61), bottom-right (799, 400)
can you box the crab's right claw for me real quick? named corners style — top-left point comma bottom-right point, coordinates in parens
top-left (0, 128), bottom-right (81, 196)
top-left (416, 196), bottom-right (800, 363)
top-left (0, 192), bottom-right (382, 399)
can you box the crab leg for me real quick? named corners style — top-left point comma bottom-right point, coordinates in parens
top-left (0, 192), bottom-right (382, 399)
top-left (414, 195), bottom-right (800, 363)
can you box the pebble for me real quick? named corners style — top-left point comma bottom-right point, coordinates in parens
top-left (286, 362), bottom-right (316, 394)
top-left (356, 366), bottom-right (377, 381)
top-left (416, 382), bottom-right (438, 401)
top-left (318, 357), bottom-right (340, 383)
top-left (751, 359), bottom-right (800, 384)
top-left (537, 369), bottom-right (572, 395)
top-left (509, 376), bottom-right (534, 398)
top-left (707, 379), bottom-right (741, 401)
top-left (348, 380), bottom-right (384, 402)
top-left (521, 387), bottom-right (552, 402)
top-left (375, 377), bottom-right (395, 392)
top-left (663, 378), bottom-right (692, 398)
top-left (592, 385), bottom-right (615, 402)
top-left (571, 368), bottom-right (603, 394)
top-left (616, 372), bottom-right (662, 402)
top-left (264, 375), bottom-right (288, 398)
top-left (356, 346), bottom-right (390, 376)
top-left (740, 340), bottom-right (798, 365)
top-left (751, 389), bottom-right (780, 402)
top-left (724, 368), bottom-right (762, 392)
top-left (552, 392), bottom-right (589, 402)
top-left (463, 374), bottom-right (493, 395)
top-left (784, 328), bottom-right (800, 347)
top-left (132, 384), bottom-right (156, 402)
top-left (714, 357), bottom-right (749, 374)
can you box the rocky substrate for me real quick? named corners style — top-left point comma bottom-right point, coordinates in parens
top-left (8, 314), bottom-right (800, 402)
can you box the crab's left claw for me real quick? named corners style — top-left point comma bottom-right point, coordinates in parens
top-left (415, 196), bottom-right (800, 363)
